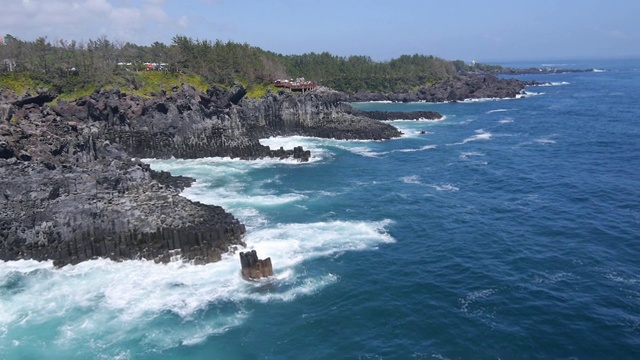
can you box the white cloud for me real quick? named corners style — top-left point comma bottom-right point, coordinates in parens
top-left (178, 16), bottom-right (189, 28)
top-left (0, 0), bottom-right (190, 45)
top-left (143, 4), bottom-right (170, 23)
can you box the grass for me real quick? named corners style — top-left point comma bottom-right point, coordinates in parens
top-left (0, 73), bottom-right (50, 95)
top-left (127, 71), bottom-right (209, 97)
top-left (51, 86), bottom-right (97, 104)
top-left (1, 71), bottom-right (225, 104)
top-left (242, 81), bottom-right (282, 99)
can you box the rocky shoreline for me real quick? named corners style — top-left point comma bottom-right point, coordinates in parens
top-left (0, 74), bottom-right (528, 266)
top-left (345, 74), bottom-right (529, 103)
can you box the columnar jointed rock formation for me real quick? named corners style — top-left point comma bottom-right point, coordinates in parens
top-left (3, 74), bottom-right (524, 266)
top-left (239, 250), bottom-right (274, 280)
top-left (0, 83), bottom-right (399, 266)
top-left (345, 74), bottom-right (529, 103)
top-left (0, 115), bottom-right (247, 266)
top-left (240, 86), bottom-right (403, 140)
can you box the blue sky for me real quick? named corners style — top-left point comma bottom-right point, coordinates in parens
top-left (1, 0), bottom-right (639, 62)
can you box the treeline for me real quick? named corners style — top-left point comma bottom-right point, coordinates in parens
top-left (0, 34), bottom-right (499, 94)
top-left (280, 53), bottom-right (459, 92)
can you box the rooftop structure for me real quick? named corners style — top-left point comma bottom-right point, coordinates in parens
top-left (274, 78), bottom-right (317, 92)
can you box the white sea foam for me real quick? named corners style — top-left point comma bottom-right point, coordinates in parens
top-left (461, 97), bottom-right (505, 103)
top-left (459, 151), bottom-right (485, 160)
top-left (537, 81), bottom-right (571, 87)
top-left (593, 69), bottom-right (606, 73)
top-left (498, 118), bottom-right (514, 124)
top-left (399, 129), bottom-right (431, 138)
top-left (346, 146), bottom-right (380, 158)
top-left (463, 129), bottom-right (492, 144)
top-left (384, 115), bottom-right (447, 123)
top-left (605, 272), bottom-right (639, 286)
top-left (459, 288), bottom-right (497, 314)
top-left (397, 145), bottom-right (437, 153)
top-left (351, 100), bottom-right (394, 104)
top-left (0, 218), bottom-right (394, 353)
top-left (143, 155), bottom-right (310, 175)
top-left (460, 93), bottom-right (538, 103)
top-left (386, 123), bottom-right (437, 139)
top-left (534, 138), bottom-right (556, 145)
top-left (486, 109), bottom-right (511, 114)
top-left (429, 183), bottom-right (459, 192)
top-left (2, 137), bottom-right (400, 355)
top-left (335, 143), bottom-right (437, 158)
top-left (400, 175), bottom-right (459, 192)
top-left (516, 91), bottom-right (545, 98)
top-left (401, 175), bottom-right (422, 185)
top-left (516, 134), bottom-right (558, 148)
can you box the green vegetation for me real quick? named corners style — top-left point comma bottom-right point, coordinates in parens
top-left (0, 33), bottom-right (497, 99)
top-left (51, 86), bottom-right (95, 104)
top-left (242, 82), bottom-right (280, 99)
top-left (280, 53), bottom-right (458, 92)
top-left (0, 72), bottom-right (49, 94)
top-left (125, 71), bottom-right (209, 97)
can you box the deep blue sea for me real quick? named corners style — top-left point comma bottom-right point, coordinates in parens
top-left (2, 59), bottom-right (640, 359)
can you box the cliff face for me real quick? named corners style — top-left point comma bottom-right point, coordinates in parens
top-left (0, 89), bottom-right (249, 266)
top-left (239, 87), bottom-right (402, 140)
top-left (0, 84), bottom-right (399, 266)
top-left (347, 74), bottom-right (529, 103)
top-left (0, 75), bottom-right (526, 266)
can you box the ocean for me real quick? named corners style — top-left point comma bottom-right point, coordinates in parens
top-left (1, 59), bottom-right (639, 359)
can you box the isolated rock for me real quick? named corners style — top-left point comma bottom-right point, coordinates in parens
top-left (239, 250), bottom-right (274, 280)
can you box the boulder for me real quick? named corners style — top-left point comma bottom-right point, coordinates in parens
top-left (239, 250), bottom-right (274, 280)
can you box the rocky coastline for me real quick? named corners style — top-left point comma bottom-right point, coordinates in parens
top-left (345, 74), bottom-right (530, 103)
top-left (0, 74), bottom-right (529, 266)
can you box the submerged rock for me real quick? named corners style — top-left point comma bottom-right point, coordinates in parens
top-left (239, 250), bottom-right (274, 280)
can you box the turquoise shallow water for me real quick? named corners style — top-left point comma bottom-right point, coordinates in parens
top-left (1, 59), bottom-right (640, 359)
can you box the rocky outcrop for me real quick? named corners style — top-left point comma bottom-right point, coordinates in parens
top-left (50, 85), bottom-right (272, 160)
top-left (346, 74), bottom-right (529, 103)
top-left (239, 250), bottom-right (273, 280)
top-left (0, 98), bottom-right (246, 266)
top-left (346, 108), bottom-right (443, 121)
top-left (2, 71), bottom-right (526, 266)
top-left (240, 86), bottom-right (402, 140)
top-left (0, 83), bottom-right (401, 266)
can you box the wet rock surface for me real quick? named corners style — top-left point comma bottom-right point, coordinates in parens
top-left (0, 84), bottom-right (398, 266)
top-left (1, 76), bottom-right (524, 266)
top-left (239, 250), bottom-right (274, 280)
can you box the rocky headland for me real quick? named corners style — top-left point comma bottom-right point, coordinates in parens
top-left (0, 73), bottom-right (529, 266)
top-left (346, 74), bottom-right (530, 103)
top-left (0, 84), bottom-right (400, 266)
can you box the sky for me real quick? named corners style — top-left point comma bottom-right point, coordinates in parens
top-left (1, 0), bottom-right (639, 62)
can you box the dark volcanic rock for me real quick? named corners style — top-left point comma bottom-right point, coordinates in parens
top-left (347, 108), bottom-right (443, 121)
top-left (0, 113), bottom-right (247, 266)
top-left (239, 250), bottom-right (273, 280)
top-left (0, 83), bottom-right (401, 266)
top-left (240, 87), bottom-right (402, 140)
top-left (3, 73), bottom-right (531, 267)
top-left (346, 74), bottom-right (528, 103)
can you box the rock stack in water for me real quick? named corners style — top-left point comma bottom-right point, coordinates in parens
top-left (239, 250), bottom-right (273, 280)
